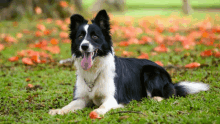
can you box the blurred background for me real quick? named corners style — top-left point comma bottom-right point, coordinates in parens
top-left (0, 0), bottom-right (220, 20)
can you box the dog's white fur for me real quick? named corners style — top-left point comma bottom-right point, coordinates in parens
top-left (49, 25), bottom-right (123, 116)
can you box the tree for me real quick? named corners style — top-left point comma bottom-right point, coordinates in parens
top-left (0, 0), bottom-right (75, 21)
top-left (90, 0), bottom-right (125, 12)
top-left (182, 0), bottom-right (192, 14)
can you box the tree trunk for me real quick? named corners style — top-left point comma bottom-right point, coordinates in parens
top-left (73, 0), bottom-right (83, 12)
top-left (0, 0), bottom-right (76, 21)
top-left (90, 0), bottom-right (125, 12)
top-left (182, 0), bottom-right (192, 15)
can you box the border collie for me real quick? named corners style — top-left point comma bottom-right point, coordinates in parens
top-left (49, 10), bottom-right (209, 117)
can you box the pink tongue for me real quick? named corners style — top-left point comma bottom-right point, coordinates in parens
top-left (81, 53), bottom-right (93, 70)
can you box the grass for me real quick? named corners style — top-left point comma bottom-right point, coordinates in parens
top-left (84, 0), bottom-right (220, 9)
top-left (1, 1), bottom-right (220, 123)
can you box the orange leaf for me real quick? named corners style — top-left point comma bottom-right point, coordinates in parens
top-left (122, 51), bottom-right (133, 57)
top-left (200, 50), bottom-right (212, 57)
top-left (43, 30), bottom-right (51, 35)
top-left (31, 55), bottom-right (41, 63)
top-left (27, 83), bottom-right (34, 88)
top-left (62, 39), bottom-right (71, 43)
top-left (0, 44), bottom-right (5, 51)
top-left (35, 6), bottom-right (42, 14)
top-left (61, 25), bottom-right (68, 31)
top-left (35, 31), bottom-right (43, 37)
top-left (50, 38), bottom-right (59, 45)
top-left (138, 53), bottom-right (149, 59)
top-left (214, 51), bottom-right (220, 58)
top-left (155, 61), bottom-right (163, 66)
top-left (119, 41), bottom-right (129, 47)
top-left (22, 58), bottom-right (34, 65)
top-left (46, 46), bottom-right (60, 54)
top-left (89, 111), bottom-right (101, 119)
top-left (59, 32), bottom-right (68, 38)
top-left (37, 24), bottom-right (46, 31)
top-left (8, 56), bottom-right (19, 62)
top-left (154, 44), bottom-right (168, 52)
top-left (56, 20), bottom-right (63, 26)
top-left (185, 62), bottom-right (201, 69)
top-left (59, 1), bottom-right (68, 7)
top-left (16, 33), bottom-right (23, 39)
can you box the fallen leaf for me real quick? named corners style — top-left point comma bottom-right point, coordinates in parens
top-left (138, 53), bottom-right (149, 59)
top-left (46, 46), bottom-right (60, 54)
top-left (200, 50), bottom-right (212, 57)
top-left (185, 62), bottom-right (201, 69)
top-left (154, 44), bottom-right (168, 52)
top-left (8, 56), bottom-right (19, 62)
top-left (37, 24), bottom-right (46, 31)
top-left (119, 41), bottom-right (129, 47)
top-left (155, 61), bottom-right (163, 66)
top-left (35, 6), bottom-right (42, 14)
top-left (27, 83), bottom-right (34, 88)
top-left (26, 78), bottom-right (31, 82)
top-left (122, 51), bottom-right (133, 57)
top-left (50, 38), bottom-right (59, 45)
top-left (59, 1), bottom-right (68, 7)
top-left (89, 111), bottom-right (101, 119)
top-left (0, 44), bottom-right (5, 51)
top-left (59, 32), bottom-right (68, 38)
top-left (214, 51), bottom-right (220, 58)
top-left (22, 58), bottom-right (34, 65)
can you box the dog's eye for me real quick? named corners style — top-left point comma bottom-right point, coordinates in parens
top-left (92, 35), bottom-right (98, 40)
top-left (78, 35), bottom-right (83, 40)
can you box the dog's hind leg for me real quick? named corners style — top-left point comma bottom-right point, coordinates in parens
top-left (141, 65), bottom-right (175, 100)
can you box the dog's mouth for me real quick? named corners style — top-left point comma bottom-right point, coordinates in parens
top-left (81, 49), bottom-right (98, 71)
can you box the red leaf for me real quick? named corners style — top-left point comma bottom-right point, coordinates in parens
top-left (122, 51), bottom-right (133, 57)
top-left (50, 38), bottom-right (59, 45)
top-left (0, 44), bottom-right (5, 51)
top-left (119, 41), bottom-right (129, 47)
top-left (214, 51), bottom-right (220, 58)
top-left (200, 50), bottom-right (212, 57)
top-left (155, 61), bottom-right (163, 66)
top-left (27, 83), bottom-right (34, 88)
top-left (8, 56), bottom-right (19, 62)
top-left (22, 58), bottom-right (34, 65)
top-left (59, 32), bottom-right (68, 38)
top-left (46, 46), bottom-right (60, 54)
top-left (138, 53), bottom-right (149, 59)
top-left (89, 111), bottom-right (101, 119)
top-left (154, 44), bottom-right (168, 52)
top-left (185, 62), bottom-right (201, 69)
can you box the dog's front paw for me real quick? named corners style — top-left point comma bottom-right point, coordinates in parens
top-left (49, 109), bottom-right (70, 115)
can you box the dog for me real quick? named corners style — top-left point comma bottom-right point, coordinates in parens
top-left (49, 10), bottom-right (209, 117)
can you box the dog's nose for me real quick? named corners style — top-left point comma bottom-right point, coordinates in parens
top-left (81, 43), bottom-right (89, 51)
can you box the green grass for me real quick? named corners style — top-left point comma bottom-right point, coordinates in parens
top-left (1, 4), bottom-right (220, 123)
top-left (84, 0), bottom-right (220, 9)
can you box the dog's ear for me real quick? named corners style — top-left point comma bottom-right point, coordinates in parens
top-left (70, 14), bottom-right (88, 31)
top-left (94, 10), bottom-right (110, 30)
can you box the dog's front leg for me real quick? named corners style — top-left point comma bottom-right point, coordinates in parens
top-left (49, 98), bottom-right (89, 115)
top-left (92, 96), bottom-right (123, 116)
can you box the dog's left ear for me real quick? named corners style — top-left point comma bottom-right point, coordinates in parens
top-left (94, 10), bottom-right (110, 30)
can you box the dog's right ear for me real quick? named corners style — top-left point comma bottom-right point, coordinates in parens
top-left (70, 14), bottom-right (88, 31)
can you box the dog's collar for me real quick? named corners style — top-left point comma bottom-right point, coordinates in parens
top-left (84, 72), bottom-right (101, 92)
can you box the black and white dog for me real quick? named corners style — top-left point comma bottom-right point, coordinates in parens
top-left (49, 10), bottom-right (209, 117)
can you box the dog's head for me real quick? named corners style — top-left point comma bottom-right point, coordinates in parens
top-left (70, 10), bottom-right (113, 71)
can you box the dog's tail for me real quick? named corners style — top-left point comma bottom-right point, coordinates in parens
top-left (174, 81), bottom-right (209, 97)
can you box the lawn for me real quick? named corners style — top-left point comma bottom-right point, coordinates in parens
top-left (0, 1), bottom-right (220, 124)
